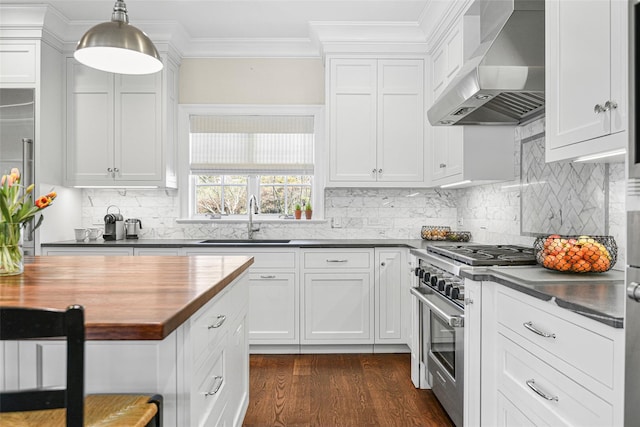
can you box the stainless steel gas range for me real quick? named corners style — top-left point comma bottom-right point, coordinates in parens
top-left (410, 244), bottom-right (537, 427)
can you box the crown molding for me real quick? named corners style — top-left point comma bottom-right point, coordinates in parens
top-left (309, 21), bottom-right (427, 56)
top-left (419, 0), bottom-right (473, 53)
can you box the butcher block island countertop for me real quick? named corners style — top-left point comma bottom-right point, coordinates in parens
top-left (0, 255), bottom-right (254, 340)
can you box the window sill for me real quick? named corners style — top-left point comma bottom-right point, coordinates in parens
top-left (176, 218), bottom-right (327, 225)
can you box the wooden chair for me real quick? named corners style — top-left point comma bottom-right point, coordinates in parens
top-left (0, 305), bottom-right (162, 427)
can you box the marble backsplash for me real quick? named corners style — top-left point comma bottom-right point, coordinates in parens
top-left (78, 118), bottom-right (626, 266)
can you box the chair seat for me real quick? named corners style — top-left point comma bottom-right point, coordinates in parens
top-left (0, 394), bottom-right (158, 427)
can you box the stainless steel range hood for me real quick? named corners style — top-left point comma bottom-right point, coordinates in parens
top-left (427, 0), bottom-right (545, 126)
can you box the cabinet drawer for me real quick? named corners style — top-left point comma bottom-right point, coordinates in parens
top-left (191, 292), bottom-right (230, 368)
top-left (496, 290), bottom-right (615, 388)
top-left (192, 340), bottom-right (228, 427)
top-left (303, 250), bottom-right (372, 269)
top-left (184, 249), bottom-right (295, 269)
top-left (496, 334), bottom-right (613, 427)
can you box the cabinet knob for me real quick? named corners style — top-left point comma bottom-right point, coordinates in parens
top-left (605, 100), bottom-right (618, 110)
top-left (114, 167), bottom-right (119, 172)
top-left (378, 169), bottom-right (382, 174)
top-left (381, 262), bottom-right (386, 266)
top-left (107, 167), bottom-right (113, 172)
top-left (439, 163), bottom-right (446, 168)
top-left (594, 103), bottom-right (606, 114)
top-left (372, 168), bottom-right (377, 175)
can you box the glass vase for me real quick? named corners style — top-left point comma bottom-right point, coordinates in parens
top-left (0, 223), bottom-right (24, 276)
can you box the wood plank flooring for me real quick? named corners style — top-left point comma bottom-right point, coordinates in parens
top-left (243, 353), bottom-right (455, 427)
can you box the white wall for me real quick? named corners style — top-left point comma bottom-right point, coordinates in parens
top-left (179, 58), bottom-right (325, 105)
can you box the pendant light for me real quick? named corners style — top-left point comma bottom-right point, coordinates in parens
top-left (74, 0), bottom-right (163, 75)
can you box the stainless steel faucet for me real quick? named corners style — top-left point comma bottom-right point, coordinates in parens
top-left (248, 195), bottom-right (260, 239)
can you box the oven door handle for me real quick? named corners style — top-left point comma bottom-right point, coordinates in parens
top-left (410, 288), bottom-right (464, 328)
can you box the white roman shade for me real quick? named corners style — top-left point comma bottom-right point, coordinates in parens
top-left (189, 115), bottom-right (315, 174)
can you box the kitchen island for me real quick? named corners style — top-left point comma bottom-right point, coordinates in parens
top-left (0, 255), bottom-right (254, 427)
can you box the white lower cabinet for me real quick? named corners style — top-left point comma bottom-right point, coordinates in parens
top-left (374, 248), bottom-right (407, 344)
top-left (248, 272), bottom-right (297, 344)
top-left (183, 247), bottom-right (299, 350)
top-left (481, 283), bottom-right (624, 426)
top-left (302, 272), bottom-right (373, 343)
top-left (301, 249), bottom-right (374, 345)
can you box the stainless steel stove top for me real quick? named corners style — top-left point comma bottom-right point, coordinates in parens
top-left (427, 244), bottom-right (537, 267)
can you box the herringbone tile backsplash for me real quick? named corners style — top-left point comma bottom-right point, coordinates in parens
top-left (521, 134), bottom-right (608, 236)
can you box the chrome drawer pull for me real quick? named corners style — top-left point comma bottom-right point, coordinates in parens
top-left (260, 275), bottom-right (276, 279)
top-left (204, 376), bottom-right (223, 397)
top-left (208, 315), bottom-right (226, 329)
top-left (523, 321), bottom-right (556, 339)
top-left (326, 259), bottom-right (348, 263)
top-left (526, 379), bottom-right (558, 402)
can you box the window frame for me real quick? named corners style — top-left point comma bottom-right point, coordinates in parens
top-left (178, 104), bottom-right (325, 221)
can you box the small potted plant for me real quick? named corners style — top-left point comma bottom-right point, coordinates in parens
top-left (294, 203), bottom-right (302, 220)
top-left (304, 201), bottom-right (312, 220)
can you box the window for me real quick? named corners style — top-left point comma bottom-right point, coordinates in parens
top-left (183, 107), bottom-right (323, 219)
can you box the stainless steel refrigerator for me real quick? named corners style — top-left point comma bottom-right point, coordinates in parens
top-left (627, 2), bottom-right (640, 425)
top-left (0, 88), bottom-right (35, 256)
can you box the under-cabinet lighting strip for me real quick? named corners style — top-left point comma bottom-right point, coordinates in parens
top-left (573, 149), bottom-right (626, 162)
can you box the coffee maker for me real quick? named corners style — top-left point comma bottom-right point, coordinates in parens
top-left (103, 205), bottom-right (124, 240)
top-left (125, 218), bottom-right (142, 239)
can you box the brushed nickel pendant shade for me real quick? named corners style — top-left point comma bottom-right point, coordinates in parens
top-left (74, 0), bottom-right (163, 75)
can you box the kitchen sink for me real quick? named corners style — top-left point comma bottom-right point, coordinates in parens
top-left (198, 239), bottom-right (291, 244)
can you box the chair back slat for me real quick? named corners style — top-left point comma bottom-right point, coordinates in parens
top-left (0, 305), bottom-right (85, 427)
top-left (0, 307), bottom-right (67, 340)
top-left (0, 388), bottom-right (66, 412)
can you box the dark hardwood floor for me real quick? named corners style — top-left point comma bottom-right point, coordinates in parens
top-left (243, 353), bottom-right (455, 427)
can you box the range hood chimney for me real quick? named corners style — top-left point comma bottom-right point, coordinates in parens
top-left (427, 0), bottom-right (545, 126)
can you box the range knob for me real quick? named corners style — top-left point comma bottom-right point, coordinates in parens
top-left (445, 283), bottom-right (454, 296)
top-left (414, 267), bottom-right (421, 277)
top-left (450, 287), bottom-right (461, 299)
top-left (437, 279), bottom-right (447, 292)
top-left (429, 275), bottom-right (439, 287)
top-left (422, 271), bottom-right (432, 283)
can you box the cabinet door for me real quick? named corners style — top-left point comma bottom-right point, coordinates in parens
top-left (0, 42), bottom-right (36, 84)
top-left (227, 315), bottom-right (249, 427)
top-left (115, 74), bottom-right (162, 183)
top-left (375, 248), bottom-right (405, 342)
top-left (302, 272), bottom-right (373, 343)
top-left (329, 59), bottom-right (377, 182)
top-left (545, 0), bottom-right (615, 149)
top-left (248, 272), bottom-right (297, 343)
top-left (430, 127), bottom-right (463, 182)
top-left (377, 60), bottom-right (424, 183)
top-left (66, 59), bottom-right (114, 184)
top-left (431, 127), bottom-right (452, 181)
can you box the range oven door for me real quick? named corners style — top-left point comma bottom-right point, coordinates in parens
top-left (411, 287), bottom-right (464, 427)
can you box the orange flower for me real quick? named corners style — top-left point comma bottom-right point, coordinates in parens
top-left (35, 195), bottom-right (51, 209)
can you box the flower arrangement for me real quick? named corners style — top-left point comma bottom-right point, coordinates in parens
top-left (0, 168), bottom-right (57, 275)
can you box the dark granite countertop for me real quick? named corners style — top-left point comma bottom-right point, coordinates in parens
top-left (462, 266), bottom-right (625, 328)
top-left (42, 238), bottom-right (431, 249)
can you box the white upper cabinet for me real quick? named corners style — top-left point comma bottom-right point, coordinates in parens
top-left (429, 126), bottom-right (515, 187)
top-left (328, 57), bottom-right (425, 187)
top-left (431, 21), bottom-right (463, 101)
top-left (545, 0), bottom-right (627, 162)
top-left (0, 41), bottom-right (37, 84)
top-left (65, 57), bottom-right (178, 187)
